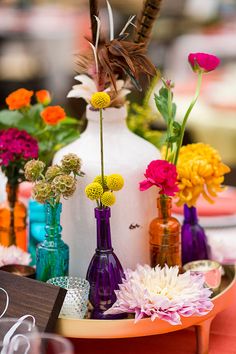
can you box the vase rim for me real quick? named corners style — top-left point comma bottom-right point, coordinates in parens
top-left (94, 207), bottom-right (111, 218)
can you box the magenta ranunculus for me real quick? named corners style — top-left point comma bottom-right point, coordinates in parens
top-left (139, 160), bottom-right (179, 196)
top-left (188, 53), bottom-right (220, 73)
top-left (0, 128), bottom-right (38, 167)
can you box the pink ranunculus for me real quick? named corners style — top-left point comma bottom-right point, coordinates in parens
top-left (139, 160), bottom-right (179, 196)
top-left (188, 53), bottom-right (220, 73)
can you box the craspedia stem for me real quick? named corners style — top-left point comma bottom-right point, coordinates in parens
top-left (100, 108), bottom-right (105, 190)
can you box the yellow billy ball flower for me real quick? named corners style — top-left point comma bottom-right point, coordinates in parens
top-left (93, 175), bottom-right (108, 190)
top-left (91, 92), bottom-right (111, 109)
top-left (85, 182), bottom-right (103, 200)
top-left (101, 191), bottom-right (116, 207)
top-left (107, 174), bottom-right (124, 191)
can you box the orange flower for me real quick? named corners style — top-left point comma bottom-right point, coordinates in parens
top-left (36, 90), bottom-right (51, 105)
top-left (41, 106), bottom-right (66, 125)
top-left (6, 88), bottom-right (33, 110)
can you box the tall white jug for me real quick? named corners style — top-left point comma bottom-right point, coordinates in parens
top-left (54, 105), bottom-right (160, 277)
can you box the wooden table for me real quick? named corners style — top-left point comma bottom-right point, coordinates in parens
top-left (56, 265), bottom-right (236, 354)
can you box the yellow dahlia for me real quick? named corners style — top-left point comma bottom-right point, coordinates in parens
top-left (91, 92), bottom-right (111, 109)
top-left (176, 143), bottom-right (230, 207)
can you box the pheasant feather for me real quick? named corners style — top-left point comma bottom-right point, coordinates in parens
top-left (89, 0), bottom-right (99, 45)
top-left (134, 0), bottom-right (162, 46)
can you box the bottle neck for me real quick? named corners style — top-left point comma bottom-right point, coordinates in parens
top-left (183, 204), bottom-right (198, 224)
top-left (44, 202), bottom-right (62, 239)
top-left (157, 196), bottom-right (172, 219)
top-left (6, 183), bottom-right (19, 208)
top-left (95, 207), bottom-right (112, 250)
top-left (85, 106), bottom-right (128, 134)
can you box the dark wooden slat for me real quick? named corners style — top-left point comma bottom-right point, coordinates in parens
top-left (0, 270), bottom-right (66, 332)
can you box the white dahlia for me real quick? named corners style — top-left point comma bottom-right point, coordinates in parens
top-left (0, 245), bottom-right (31, 267)
top-left (105, 264), bottom-right (213, 325)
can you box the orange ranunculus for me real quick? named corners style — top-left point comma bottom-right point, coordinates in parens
top-left (36, 90), bottom-right (51, 105)
top-left (6, 88), bottom-right (33, 110)
top-left (41, 106), bottom-right (66, 125)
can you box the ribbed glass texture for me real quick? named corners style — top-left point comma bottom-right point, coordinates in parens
top-left (36, 202), bottom-right (69, 282)
top-left (86, 207), bottom-right (126, 319)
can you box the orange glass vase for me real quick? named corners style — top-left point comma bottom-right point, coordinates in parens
top-left (0, 184), bottom-right (27, 251)
top-left (149, 196), bottom-right (181, 268)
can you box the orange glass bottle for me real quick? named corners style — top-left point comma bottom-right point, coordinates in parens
top-left (149, 196), bottom-right (181, 268)
top-left (0, 184), bottom-right (27, 251)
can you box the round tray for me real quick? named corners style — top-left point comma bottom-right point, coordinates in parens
top-left (56, 265), bottom-right (236, 339)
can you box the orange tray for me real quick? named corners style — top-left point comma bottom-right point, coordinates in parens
top-left (56, 265), bottom-right (236, 354)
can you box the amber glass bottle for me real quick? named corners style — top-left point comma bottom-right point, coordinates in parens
top-left (149, 196), bottom-right (181, 268)
top-left (0, 184), bottom-right (27, 250)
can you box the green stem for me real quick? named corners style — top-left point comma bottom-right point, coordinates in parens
top-left (99, 109), bottom-right (105, 189)
top-left (165, 88), bottom-right (173, 161)
top-left (174, 71), bottom-right (203, 165)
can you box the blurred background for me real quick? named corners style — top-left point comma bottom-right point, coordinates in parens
top-left (0, 0), bottom-right (236, 185)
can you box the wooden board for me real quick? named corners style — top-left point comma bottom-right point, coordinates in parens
top-left (0, 270), bottom-right (66, 332)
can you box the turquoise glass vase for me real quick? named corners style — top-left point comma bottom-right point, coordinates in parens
top-left (36, 202), bottom-right (69, 282)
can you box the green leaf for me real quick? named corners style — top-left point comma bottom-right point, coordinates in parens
top-left (172, 121), bottom-right (181, 135)
top-left (159, 87), bottom-right (168, 99)
top-left (172, 103), bottom-right (177, 119)
top-left (60, 117), bottom-right (79, 125)
top-left (0, 110), bottom-right (23, 126)
top-left (154, 93), bottom-right (169, 123)
top-left (16, 116), bottom-right (38, 134)
top-left (167, 135), bottom-right (179, 143)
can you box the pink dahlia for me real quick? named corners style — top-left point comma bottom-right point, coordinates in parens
top-left (188, 53), bottom-right (220, 73)
top-left (105, 264), bottom-right (213, 324)
top-left (139, 160), bottom-right (179, 196)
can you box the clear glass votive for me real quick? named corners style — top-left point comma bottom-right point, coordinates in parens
top-left (183, 260), bottom-right (222, 293)
top-left (8, 332), bottom-right (74, 354)
top-left (0, 317), bottom-right (37, 353)
top-left (47, 276), bottom-right (90, 319)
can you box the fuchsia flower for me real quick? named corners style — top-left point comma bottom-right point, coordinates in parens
top-left (188, 53), bottom-right (220, 73)
top-left (139, 160), bottom-right (179, 196)
top-left (0, 128), bottom-right (38, 167)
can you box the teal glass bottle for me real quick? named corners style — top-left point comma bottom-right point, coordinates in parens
top-left (36, 202), bottom-right (69, 282)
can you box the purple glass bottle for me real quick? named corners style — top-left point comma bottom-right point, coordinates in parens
top-left (181, 204), bottom-right (209, 265)
top-left (86, 207), bottom-right (126, 319)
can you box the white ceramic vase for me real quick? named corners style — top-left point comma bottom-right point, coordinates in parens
top-left (54, 105), bottom-right (160, 277)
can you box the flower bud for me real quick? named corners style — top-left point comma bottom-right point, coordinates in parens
top-left (45, 165), bottom-right (62, 181)
top-left (33, 181), bottom-right (52, 203)
top-left (24, 160), bottom-right (45, 181)
top-left (61, 153), bottom-right (82, 174)
top-left (51, 175), bottom-right (76, 198)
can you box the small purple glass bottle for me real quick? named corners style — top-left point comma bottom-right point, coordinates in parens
top-left (86, 207), bottom-right (126, 319)
top-left (181, 204), bottom-right (209, 265)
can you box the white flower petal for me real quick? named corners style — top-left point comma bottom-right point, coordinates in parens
top-left (67, 88), bottom-right (91, 101)
top-left (74, 74), bottom-right (97, 92)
